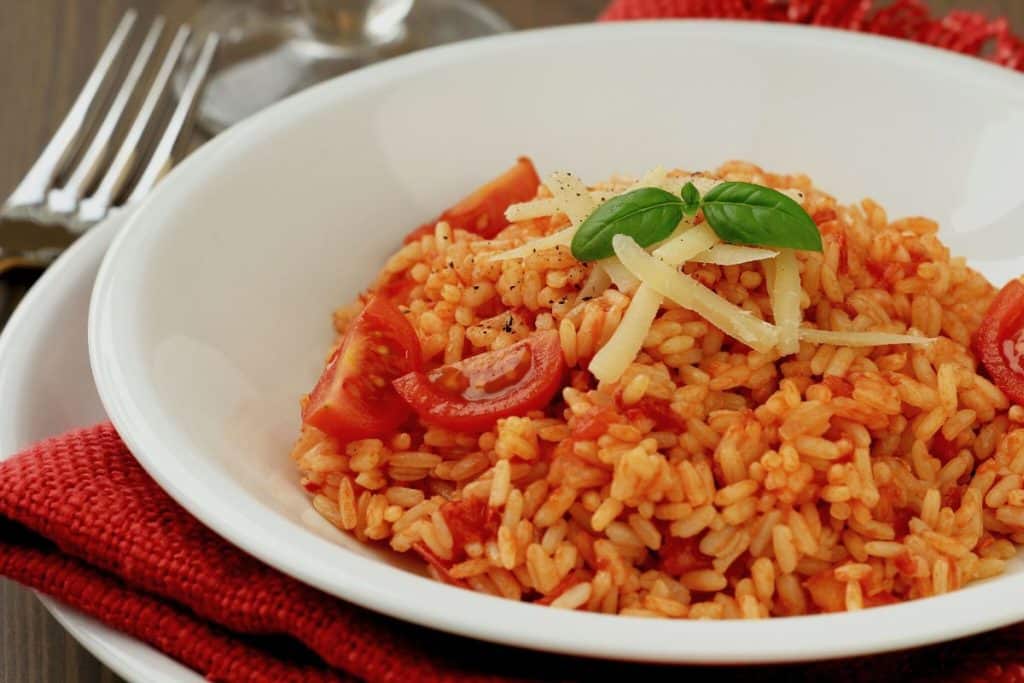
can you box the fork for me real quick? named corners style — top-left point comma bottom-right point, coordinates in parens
top-left (0, 10), bottom-right (220, 276)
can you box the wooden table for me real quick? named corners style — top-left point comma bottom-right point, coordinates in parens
top-left (1, 1), bottom-right (1022, 681)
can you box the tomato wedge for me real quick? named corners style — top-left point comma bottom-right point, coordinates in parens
top-left (302, 296), bottom-right (422, 441)
top-left (975, 279), bottom-right (1024, 406)
top-left (392, 330), bottom-right (565, 431)
top-left (403, 157), bottom-right (541, 243)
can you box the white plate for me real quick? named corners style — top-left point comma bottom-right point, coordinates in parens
top-left (89, 21), bottom-right (1024, 663)
top-left (0, 214), bottom-right (204, 683)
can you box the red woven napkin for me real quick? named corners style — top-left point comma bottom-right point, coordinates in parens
top-left (601, 0), bottom-right (1024, 69)
top-left (5, 3), bottom-right (1024, 682)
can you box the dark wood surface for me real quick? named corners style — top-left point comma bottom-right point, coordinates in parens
top-left (1, 1), bottom-right (1022, 681)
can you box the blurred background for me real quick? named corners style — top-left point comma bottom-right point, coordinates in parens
top-left (3, 0), bottom-right (1022, 196)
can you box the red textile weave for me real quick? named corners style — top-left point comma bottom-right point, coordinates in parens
top-left (5, 4), bottom-right (1024, 681)
top-left (601, 0), bottom-right (1024, 69)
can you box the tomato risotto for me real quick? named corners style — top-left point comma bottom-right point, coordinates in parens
top-left (291, 158), bottom-right (1024, 618)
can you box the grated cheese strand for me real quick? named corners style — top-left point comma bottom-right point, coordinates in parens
top-left (613, 234), bottom-right (779, 353)
top-left (486, 227), bottom-right (575, 261)
top-left (547, 171), bottom-right (595, 227)
top-left (652, 223), bottom-right (720, 263)
top-left (586, 224), bottom-right (721, 384)
top-left (692, 244), bottom-right (779, 266)
top-left (773, 249), bottom-right (802, 355)
top-left (599, 258), bottom-right (639, 293)
top-left (504, 197), bottom-right (558, 222)
top-left (798, 328), bottom-right (934, 347)
top-left (578, 266), bottom-right (612, 301)
top-left (589, 285), bottom-right (662, 384)
top-left (505, 191), bottom-right (620, 222)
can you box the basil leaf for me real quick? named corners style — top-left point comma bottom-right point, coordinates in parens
top-left (680, 182), bottom-right (701, 216)
top-left (702, 182), bottom-right (823, 252)
top-left (570, 187), bottom-right (684, 261)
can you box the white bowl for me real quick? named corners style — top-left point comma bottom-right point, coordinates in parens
top-left (90, 21), bottom-right (1024, 663)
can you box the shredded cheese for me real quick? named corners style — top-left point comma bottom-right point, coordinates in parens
top-left (547, 171), bottom-right (595, 227)
top-left (586, 224), bottom-right (721, 383)
top-left (773, 249), bottom-right (801, 355)
top-left (490, 171), bottom-right (599, 262)
top-left (486, 227), bottom-right (575, 261)
top-left (762, 258), bottom-right (776, 296)
top-left (613, 234), bottom-right (779, 353)
top-left (589, 285), bottom-right (662, 384)
top-left (505, 191), bottom-right (619, 222)
top-left (652, 223), bottom-right (719, 263)
top-left (798, 328), bottom-right (934, 347)
top-left (599, 259), bottom-right (639, 292)
top-left (692, 244), bottom-right (778, 266)
top-left (504, 197), bottom-right (558, 222)
top-left (498, 167), bottom-right (687, 265)
top-left (578, 266), bottom-right (612, 301)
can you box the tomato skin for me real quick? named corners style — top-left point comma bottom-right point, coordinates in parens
top-left (570, 407), bottom-right (620, 440)
top-left (656, 535), bottom-right (711, 576)
top-left (403, 157), bottom-right (540, 243)
top-left (822, 375), bottom-right (854, 398)
top-left (626, 397), bottom-right (685, 432)
top-left (975, 279), bottom-right (1024, 406)
top-left (377, 274), bottom-right (418, 304)
top-left (392, 330), bottom-right (565, 431)
top-left (302, 296), bottom-right (422, 441)
top-left (441, 498), bottom-right (500, 555)
top-left (930, 432), bottom-right (959, 463)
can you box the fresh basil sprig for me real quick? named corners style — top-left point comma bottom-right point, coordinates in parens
top-left (680, 182), bottom-right (701, 217)
top-left (569, 180), bottom-right (822, 262)
top-left (701, 182), bottom-right (822, 252)
top-left (570, 187), bottom-right (684, 261)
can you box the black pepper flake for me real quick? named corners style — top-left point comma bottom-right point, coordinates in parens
top-left (503, 317), bottom-right (514, 333)
top-left (582, 296), bottom-right (593, 302)
top-left (510, 285), bottom-right (516, 290)
top-left (473, 285), bottom-right (480, 290)
top-left (448, 261), bottom-right (455, 268)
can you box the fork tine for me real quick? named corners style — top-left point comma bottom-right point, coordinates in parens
top-left (48, 17), bottom-right (166, 216)
top-left (126, 33), bottom-right (220, 205)
top-left (76, 25), bottom-right (192, 228)
top-left (4, 10), bottom-right (137, 214)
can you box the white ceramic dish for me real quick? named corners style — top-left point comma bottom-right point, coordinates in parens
top-left (90, 21), bottom-right (1024, 663)
top-left (0, 214), bottom-right (204, 683)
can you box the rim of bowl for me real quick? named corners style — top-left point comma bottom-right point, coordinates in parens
top-left (89, 21), bottom-right (1024, 664)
